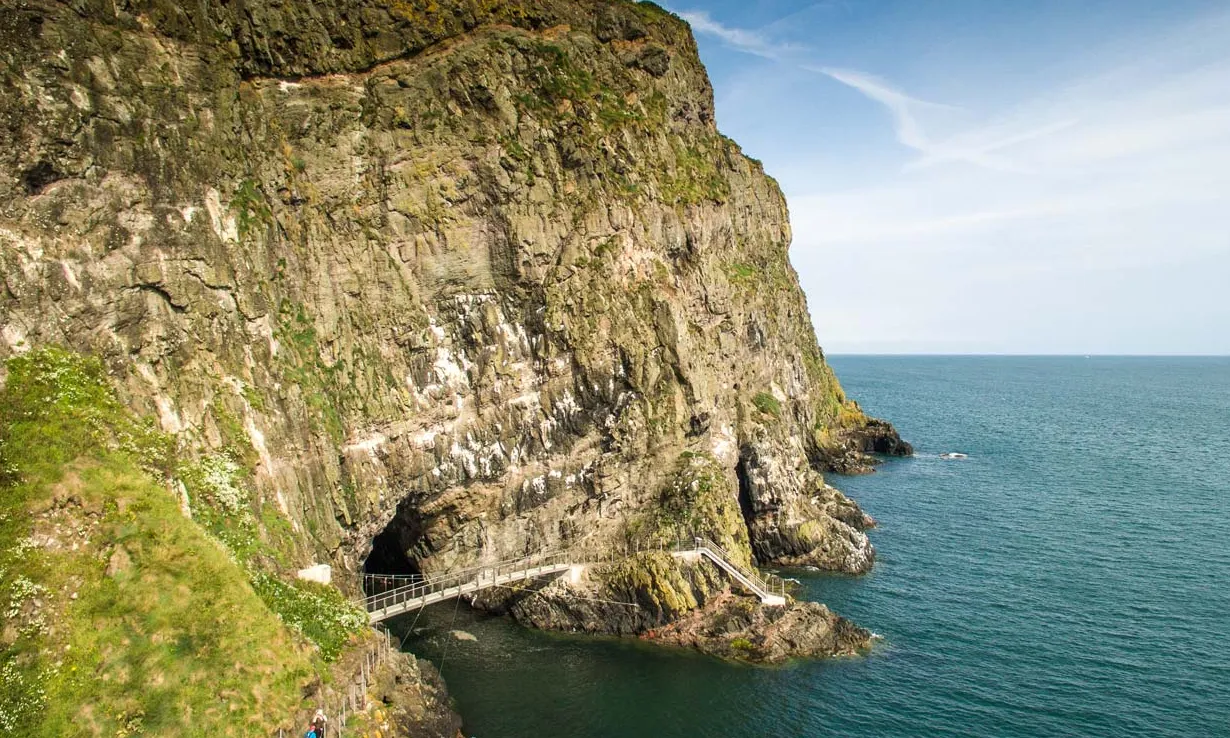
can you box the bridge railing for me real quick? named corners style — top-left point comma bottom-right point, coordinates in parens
top-left (362, 572), bottom-right (426, 597)
top-left (363, 550), bottom-right (573, 617)
top-left (362, 537), bottom-right (788, 618)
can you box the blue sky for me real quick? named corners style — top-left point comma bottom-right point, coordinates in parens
top-left (668, 0), bottom-right (1230, 354)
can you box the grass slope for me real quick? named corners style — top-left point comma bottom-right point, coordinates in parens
top-left (0, 348), bottom-right (359, 736)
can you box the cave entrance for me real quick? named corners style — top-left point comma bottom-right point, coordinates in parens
top-left (362, 502), bottom-right (428, 597)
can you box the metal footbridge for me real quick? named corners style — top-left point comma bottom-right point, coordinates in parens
top-left (362, 537), bottom-right (786, 623)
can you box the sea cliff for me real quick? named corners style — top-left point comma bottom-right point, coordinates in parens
top-left (0, 0), bottom-right (908, 733)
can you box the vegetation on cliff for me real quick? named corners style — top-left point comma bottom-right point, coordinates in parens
top-left (0, 349), bottom-right (363, 735)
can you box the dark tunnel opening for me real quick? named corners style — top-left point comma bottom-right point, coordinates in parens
top-left (362, 504), bottom-right (428, 597)
top-left (365, 524), bottom-right (423, 577)
top-left (734, 456), bottom-right (756, 528)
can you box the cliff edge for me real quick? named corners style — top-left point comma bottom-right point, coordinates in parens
top-left (0, 0), bottom-right (908, 732)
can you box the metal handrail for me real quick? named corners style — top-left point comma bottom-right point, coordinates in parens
top-left (363, 550), bottom-right (574, 617)
top-left (362, 572), bottom-right (427, 597)
top-left (692, 536), bottom-right (786, 599)
top-left (362, 538), bottom-right (787, 621)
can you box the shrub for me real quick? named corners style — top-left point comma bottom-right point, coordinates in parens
top-left (249, 573), bottom-right (368, 662)
top-left (752, 392), bottom-right (781, 419)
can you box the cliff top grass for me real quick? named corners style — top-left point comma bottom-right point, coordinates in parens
top-left (0, 348), bottom-right (362, 736)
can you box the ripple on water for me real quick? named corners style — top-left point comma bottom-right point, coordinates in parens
top-left (395, 357), bottom-right (1230, 738)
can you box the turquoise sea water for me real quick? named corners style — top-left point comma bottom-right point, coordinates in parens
top-left (395, 356), bottom-right (1230, 737)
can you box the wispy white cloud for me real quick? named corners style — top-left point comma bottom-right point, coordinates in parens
top-left (812, 66), bottom-right (1077, 172)
top-left (681, 3), bottom-right (1230, 351)
top-left (673, 9), bottom-right (805, 60)
top-left (784, 13), bottom-right (1230, 353)
top-left (806, 67), bottom-right (948, 152)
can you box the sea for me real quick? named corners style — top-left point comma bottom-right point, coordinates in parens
top-left (394, 356), bottom-right (1230, 737)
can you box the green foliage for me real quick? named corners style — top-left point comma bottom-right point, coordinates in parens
top-left (724, 248), bottom-right (796, 296)
top-left (593, 237), bottom-right (619, 260)
top-left (500, 134), bottom-right (531, 163)
top-left (625, 452), bottom-right (752, 567)
top-left (517, 41), bottom-right (596, 109)
top-left (632, 1), bottom-right (677, 20)
top-left (229, 178), bottom-right (271, 238)
top-left (0, 348), bottom-right (316, 736)
top-left (275, 301), bottom-right (347, 442)
top-left (504, 39), bottom-right (644, 136)
top-left (726, 263), bottom-right (757, 286)
top-left (178, 454), bottom-right (362, 660)
top-left (729, 637), bottom-right (755, 652)
top-left (599, 551), bottom-right (698, 615)
top-left (752, 391), bottom-right (782, 419)
top-left (249, 574), bottom-right (368, 663)
top-left (240, 380), bottom-right (268, 411)
top-left (0, 347), bottom-right (175, 482)
top-left (660, 138), bottom-right (731, 205)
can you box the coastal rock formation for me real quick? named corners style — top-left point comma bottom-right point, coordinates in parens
top-left (1, 0), bottom-right (906, 582)
top-left (473, 551), bottom-right (728, 636)
top-left (0, 0), bottom-right (908, 731)
top-left (652, 591), bottom-right (873, 663)
top-left (471, 553), bottom-right (872, 663)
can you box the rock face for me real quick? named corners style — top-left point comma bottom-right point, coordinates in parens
top-left (473, 551), bottom-right (729, 635)
top-left (0, 0), bottom-right (908, 604)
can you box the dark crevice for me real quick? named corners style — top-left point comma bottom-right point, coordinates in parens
top-left (130, 284), bottom-right (188, 313)
top-left (735, 452), bottom-right (760, 564)
top-left (21, 161), bottom-right (60, 195)
top-left (734, 454), bottom-right (755, 528)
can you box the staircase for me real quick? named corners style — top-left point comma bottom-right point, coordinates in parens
top-left (685, 537), bottom-right (787, 605)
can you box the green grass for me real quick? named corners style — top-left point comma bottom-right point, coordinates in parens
top-left (229, 178), bottom-right (271, 238)
top-left (0, 348), bottom-right (363, 736)
top-left (752, 391), bottom-right (782, 419)
top-left (726, 263), bottom-right (757, 286)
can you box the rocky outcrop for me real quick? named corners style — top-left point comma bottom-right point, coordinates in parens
top-left (353, 651), bottom-right (462, 738)
top-left (817, 416), bottom-right (914, 475)
top-left (652, 591), bottom-right (872, 663)
top-left (470, 553), bottom-right (871, 663)
top-left (472, 551), bottom-right (726, 635)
